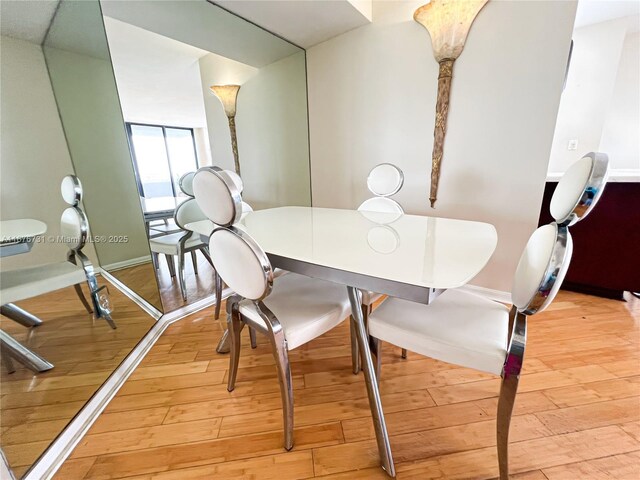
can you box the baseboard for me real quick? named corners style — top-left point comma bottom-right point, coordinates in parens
top-left (458, 284), bottom-right (512, 304)
top-left (101, 255), bottom-right (151, 271)
top-left (21, 287), bottom-right (232, 480)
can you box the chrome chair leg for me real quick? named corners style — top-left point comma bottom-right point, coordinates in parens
top-left (178, 253), bottom-right (187, 301)
top-left (401, 348), bottom-right (407, 359)
top-left (227, 301), bottom-right (243, 392)
top-left (214, 271), bottom-right (223, 320)
top-left (0, 304), bottom-right (43, 327)
top-left (73, 284), bottom-right (93, 314)
top-left (350, 316), bottom-right (359, 374)
top-left (497, 310), bottom-right (527, 480)
top-left (249, 326), bottom-right (258, 349)
top-left (0, 330), bottom-right (54, 373)
top-left (166, 255), bottom-right (176, 277)
top-left (191, 251), bottom-right (198, 274)
top-left (497, 373), bottom-right (519, 480)
top-left (201, 247), bottom-right (215, 268)
top-left (269, 328), bottom-right (294, 451)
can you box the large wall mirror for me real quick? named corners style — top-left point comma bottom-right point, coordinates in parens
top-left (1, 0), bottom-right (311, 476)
top-left (1, 0), bottom-right (161, 476)
top-left (100, 0), bottom-right (311, 311)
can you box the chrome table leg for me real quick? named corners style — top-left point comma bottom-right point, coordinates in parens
top-left (0, 304), bottom-right (43, 327)
top-left (347, 286), bottom-right (395, 477)
top-left (216, 329), bottom-right (230, 353)
top-left (0, 330), bottom-right (53, 373)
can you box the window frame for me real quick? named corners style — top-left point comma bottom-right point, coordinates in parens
top-left (125, 122), bottom-right (200, 198)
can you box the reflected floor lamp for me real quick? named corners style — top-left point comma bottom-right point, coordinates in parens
top-left (210, 85), bottom-right (241, 176)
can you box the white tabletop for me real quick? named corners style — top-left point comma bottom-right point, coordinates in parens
top-left (185, 206), bottom-right (497, 290)
top-left (0, 219), bottom-right (47, 244)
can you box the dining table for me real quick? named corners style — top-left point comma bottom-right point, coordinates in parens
top-left (0, 219), bottom-right (54, 372)
top-left (185, 206), bottom-right (498, 477)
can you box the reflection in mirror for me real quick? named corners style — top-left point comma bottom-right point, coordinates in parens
top-left (0, 0), bottom-right (158, 476)
top-left (43, 0), bottom-right (163, 313)
top-left (101, 0), bottom-right (311, 311)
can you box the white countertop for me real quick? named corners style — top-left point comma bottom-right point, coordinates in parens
top-left (186, 206), bottom-right (497, 290)
top-left (547, 170), bottom-right (640, 183)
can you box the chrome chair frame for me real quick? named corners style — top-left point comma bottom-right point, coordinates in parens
top-left (193, 166), bottom-right (245, 327)
top-left (555, 152), bottom-right (609, 227)
top-left (220, 225), bottom-right (356, 450)
top-left (368, 223), bottom-right (571, 480)
top-left (63, 190), bottom-right (117, 329)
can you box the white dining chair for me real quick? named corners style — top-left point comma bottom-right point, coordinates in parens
top-left (148, 172), bottom-right (197, 238)
top-left (0, 175), bottom-right (115, 330)
top-left (354, 163), bottom-right (406, 370)
top-left (366, 152), bottom-right (609, 479)
top-left (194, 166), bottom-right (353, 450)
top-left (149, 199), bottom-right (216, 303)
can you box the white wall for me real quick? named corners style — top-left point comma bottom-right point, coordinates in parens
top-left (306, 0), bottom-right (577, 292)
top-left (200, 51), bottom-right (311, 209)
top-left (0, 35), bottom-right (98, 270)
top-left (548, 15), bottom-right (637, 174)
top-left (600, 30), bottom-right (640, 172)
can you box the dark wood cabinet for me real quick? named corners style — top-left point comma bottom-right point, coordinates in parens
top-left (538, 181), bottom-right (640, 299)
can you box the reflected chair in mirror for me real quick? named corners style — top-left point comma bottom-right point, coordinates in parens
top-left (149, 171), bottom-right (216, 303)
top-left (1, 175), bottom-right (116, 372)
top-left (148, 172), bottom-right (194, 239)
top-left (354, 163), bottom-right (406, 370)
top-left (366, 152), bottom-right (609, 480)
top-left (194, 166), bottom-right (354, 450)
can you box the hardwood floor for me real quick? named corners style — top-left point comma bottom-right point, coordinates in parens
top-left (53, 290), bottom-right (639, 480)
top-left (113, 253), bottom-right (218, 313)
top-left (0, 277), bottom-right (157, 477)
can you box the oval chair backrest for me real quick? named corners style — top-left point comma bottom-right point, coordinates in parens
top-left (60, 207), bottom-right (88, 252)
top-left (550, 152), bottom-right (609, 226)
top-left (193, 167), bottom-right (242, 227)
top-left (511, 223), bottom-right (573, 316)
top-left (179, 172), bottom-right (196, 197)
top-left (224, 170), bottom-right (244, 194)
top-left (367, 163), bottom-right (404, 197)
top-left (209, 227), bottom-right (273, 301)
top-left (61, 175), bottom-right (83, 206)
top-left (358, 197), bottom-right (404, 214)
top-left (174, 198), bottom-right (207, 231)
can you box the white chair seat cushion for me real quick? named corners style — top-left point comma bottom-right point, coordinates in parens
top-left (1, 262), bottom-right (87, 305)
top-left (368, 289), bottom-right (510, 375)
top-left (362, 290), bottom-right (383, 306)
top-left (239, 273), bottom-right (351, 350)
top-left (149, 232), bottom-right (203, 255)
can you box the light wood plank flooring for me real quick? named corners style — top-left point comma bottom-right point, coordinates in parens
top-left (113, 253), bottom-right (218, 313)
top-left (54, 291), bottom-right (639, 479)
top-left (0, 278), bottom-right (156, 477)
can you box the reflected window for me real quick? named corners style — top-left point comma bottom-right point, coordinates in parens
top-left (127, 123), bottom-right (198, 198)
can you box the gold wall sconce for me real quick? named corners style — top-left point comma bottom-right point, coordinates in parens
top-left (414, 0), bottom-right (488, 208)
top-left (210, 84), bottom-right (241, 176)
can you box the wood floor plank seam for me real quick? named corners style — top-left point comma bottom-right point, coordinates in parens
top-left (27, 291), bottom-right (638, 479)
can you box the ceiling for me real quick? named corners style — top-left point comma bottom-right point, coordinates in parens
top-left (574, 0), bottom-right (640, 29)
top-left (104, 17), bottom-right (211, 128)
top-left (101, 0), bottom-right (300, 68)
top-left (214, 0), bottom-right (372, 48)
top-left (0, 0), bottom-right (59, 44)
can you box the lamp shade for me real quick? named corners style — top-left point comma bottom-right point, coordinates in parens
top-left (414, 0), bottom-right (488, 61)
top-left (210, 85), bottom-right (240, 117)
